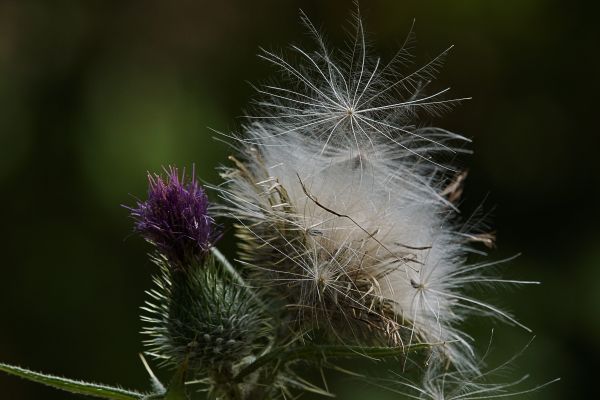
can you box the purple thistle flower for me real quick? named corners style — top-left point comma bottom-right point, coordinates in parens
top-left (127, 166), bottom-right (218, 267)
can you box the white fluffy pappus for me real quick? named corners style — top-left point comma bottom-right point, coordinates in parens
top-left (214, 8), bottom-right (535, 373)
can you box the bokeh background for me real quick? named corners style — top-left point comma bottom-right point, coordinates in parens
top-left (1, 0), bottom-right (598, 398)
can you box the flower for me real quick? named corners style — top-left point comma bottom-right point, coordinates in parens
top-left (127, 166), bottom-right (218, 267)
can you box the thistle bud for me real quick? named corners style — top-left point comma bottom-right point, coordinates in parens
top-left (126, 166), bottom-right (218, 267)
top-left (142, 257), bottom-right (270, 373)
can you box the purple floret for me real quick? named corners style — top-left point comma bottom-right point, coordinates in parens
top-left (127, 166), bottom-right (218, 266)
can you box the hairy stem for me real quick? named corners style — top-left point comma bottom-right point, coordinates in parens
top-left (234, 343), bottom-right (429, 383)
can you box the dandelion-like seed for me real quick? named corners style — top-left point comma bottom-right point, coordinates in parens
top-left (127, 166), bottom-right (218, 267)
top-left (247, 12), bottom-right (470, 166)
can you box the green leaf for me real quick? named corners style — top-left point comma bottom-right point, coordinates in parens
top-left (0, 362), bottom-right (145, 400)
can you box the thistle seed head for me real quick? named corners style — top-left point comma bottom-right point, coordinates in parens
top-left (214, 9), bottom-right (529, 373)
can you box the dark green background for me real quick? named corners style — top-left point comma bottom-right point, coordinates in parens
top-left (1, 0), bottom-right (597, 398)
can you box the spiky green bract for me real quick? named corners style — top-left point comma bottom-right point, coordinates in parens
top-left (141, 254), bottom-right (271, 377)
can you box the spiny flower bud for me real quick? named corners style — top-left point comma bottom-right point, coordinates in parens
top-left (127, 166), bottom-right (218, 267)
top-left (142, 256), bottom-right (270, 373)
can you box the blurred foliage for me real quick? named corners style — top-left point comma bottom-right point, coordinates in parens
top-left (0, 0), bottom-right (597, 399)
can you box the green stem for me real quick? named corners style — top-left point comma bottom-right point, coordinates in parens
top-left (164, 361), bottom-right (189, 400)
top-left (211, 365), bottom-right (243, 400)
top-left (234, 343), bottom-right (429, 383)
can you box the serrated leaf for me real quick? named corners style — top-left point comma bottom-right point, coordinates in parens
top-left (0, 362), bottom-right (145, 400)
